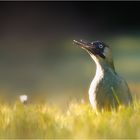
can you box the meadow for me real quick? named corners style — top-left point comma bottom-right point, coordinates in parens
top-left (0, 36), bottom-right (140, 138)
top-left (0, 1), bottom-right (140, 138)
top-left (0, 99), bottom-right (139, 139)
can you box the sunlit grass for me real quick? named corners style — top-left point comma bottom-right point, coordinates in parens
top-left (0, 100), bottom-right (139, 138)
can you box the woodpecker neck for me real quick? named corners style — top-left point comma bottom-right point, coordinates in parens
top-left (90, 54), bottom-right (116, 76)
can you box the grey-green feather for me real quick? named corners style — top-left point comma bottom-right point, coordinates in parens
top-left (89, 66), bottom-right (133, 110)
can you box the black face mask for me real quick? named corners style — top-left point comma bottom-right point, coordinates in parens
top-left (90, 41), bottom-right (106, 59)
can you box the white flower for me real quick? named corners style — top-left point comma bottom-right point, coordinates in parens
top-left (19, 95), bottom-right (28, 103)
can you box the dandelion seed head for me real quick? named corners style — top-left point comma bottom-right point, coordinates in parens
top-left (19, 95), bottom-right (28, 103)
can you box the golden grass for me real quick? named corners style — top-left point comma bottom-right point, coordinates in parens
top-left (0, 100), bottom-right (139, 139)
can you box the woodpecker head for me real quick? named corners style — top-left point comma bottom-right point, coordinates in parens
top-left (73, 39), bottom-right (114, 70)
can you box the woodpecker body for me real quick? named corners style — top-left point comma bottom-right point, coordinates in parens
top-left (74, 40), bottom-right (132, 110)
top-left (89, 58), bottom-right (132, 110)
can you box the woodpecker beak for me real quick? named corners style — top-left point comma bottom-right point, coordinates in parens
top-left (73, 39), bottom-right (95, 55)
top-left (73, 39), bottom-right (106, 59)
top-left (73, 40), bottom-right (92, 51)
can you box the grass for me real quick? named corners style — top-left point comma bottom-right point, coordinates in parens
top-left (0, 100), bottom-right (140, 139)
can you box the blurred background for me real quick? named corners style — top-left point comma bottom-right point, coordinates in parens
top-left (0, 2), bottom-right (140, 106)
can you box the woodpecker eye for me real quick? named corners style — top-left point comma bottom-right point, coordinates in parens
top-left (99, 44), bottom-right (103, 49)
